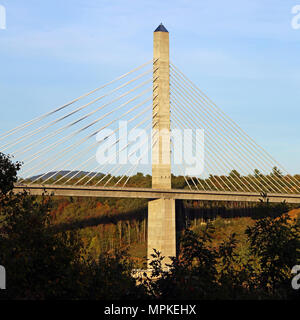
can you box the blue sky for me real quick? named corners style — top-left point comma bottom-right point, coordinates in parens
top-left (0, 0), bottom-right (300, 173)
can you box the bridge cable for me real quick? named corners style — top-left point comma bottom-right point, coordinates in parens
top-left (171, 100), bottom-right (280, 193)
top-left (170, 137), bottom-right (192, 191)
top-left (20, 82), bottom-right (153, 171)
top-left (40, 105), bottom-right (153, 185)
top-left (170, 91), bottom-right (279, 193)
top-left (55, 106), bottom-right (154, 185)
top-left (88, 121), bottom-right (155, 187)
top-left (3, 69), bottom-right (153, 153)
top-left (73, 113), bottom-right (154, 186)
top-left (171, 114), bottom-right (237, 192)
top-left (171, 63), bottom-right (300, 191)
top-left (0, 60), bottom-right (153, 142)
top-left (120, 131), bottom-right (159, 187)
top-left (20, 94), bottom-right (152, 183)
top-left (170, 69), bottom-right (292, 193)
top-left (170, 119), bottom-right (225, 192)
top-left (106, 126), bottom-right (158, 187)
top-left (170, 63), bottom-right (300, 193)
top-left (170, 77), bottom-right (289, 193)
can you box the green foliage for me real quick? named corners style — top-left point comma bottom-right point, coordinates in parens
top-left (251, 194), bottom-right (290, 219)
top-left (0, 152), bottom-right (143, 300)
top-left (217, 233), bottom-right (258, 299)
top-left (0, 194), bottom-right (83, 298)
top-left (141, 225), bottom-right (220, 299)
top-left (0, 153), bottom-right (21, 195)
top-left (139, 208), bottom-right (299, 300)
top-left (0, 153), bottom-right (79, 298)
top-left (246, 214), bottom-right (300, 298)
top-left (70, 247), bottom-right (146, 300)
top-left (0, 152), bottom-right (299, 300)
top-left (271, 166), bottom-right (283, 178)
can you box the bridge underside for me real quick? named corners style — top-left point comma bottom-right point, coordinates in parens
top-left (13, 184), bottom-right (300, 204)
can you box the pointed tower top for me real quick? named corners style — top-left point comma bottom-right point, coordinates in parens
top-left (154, 23), bottom-right (168, 33)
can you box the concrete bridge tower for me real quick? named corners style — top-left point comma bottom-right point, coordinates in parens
top-left (148, 24), bottom-right (176, 268)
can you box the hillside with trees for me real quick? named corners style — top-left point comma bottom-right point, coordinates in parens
top-left (0, 152), bottom-right (299, 300)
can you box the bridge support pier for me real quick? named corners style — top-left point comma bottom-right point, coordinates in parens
top-left (147, 24), bottom-right (175, 270)
top-left (147, 198), bottom-right (176, 269)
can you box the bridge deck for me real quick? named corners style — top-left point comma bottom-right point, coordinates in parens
top-left (13, 184), bottom-right (300, 203)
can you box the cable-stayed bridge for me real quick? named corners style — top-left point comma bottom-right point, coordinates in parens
top-left (2, 24), bottom-right (300, 266)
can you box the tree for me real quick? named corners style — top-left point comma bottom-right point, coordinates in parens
top-left (140, 225), bottom-right (219, 299)
top-left (271, 166), bottom-right (283, 178)
top-left (0, 152), bottom-right (84, 299)
top-left (0, 153), bottom-right (21, 195)
top-left (229, 170), bottom-right (241, 179)
top-left (0, 152), bottom-right (146, 299)
top-left (246, 214), bottom-right (300, 298)
top-left (254, 169), bottom-right (261, 179)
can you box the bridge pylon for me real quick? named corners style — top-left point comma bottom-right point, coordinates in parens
top-left (148, 24), bottom-right (176, 269)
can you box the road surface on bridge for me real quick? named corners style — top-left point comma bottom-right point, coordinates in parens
top-left (13, 184), bottom-right (300, 204)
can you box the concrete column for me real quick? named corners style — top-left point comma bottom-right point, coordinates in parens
top-left (148, 24), bottom-right (176, 270)
top-left (152, 23), bottom-right (171, 190)
top-left (148, 198), bottom-right (176, 268)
